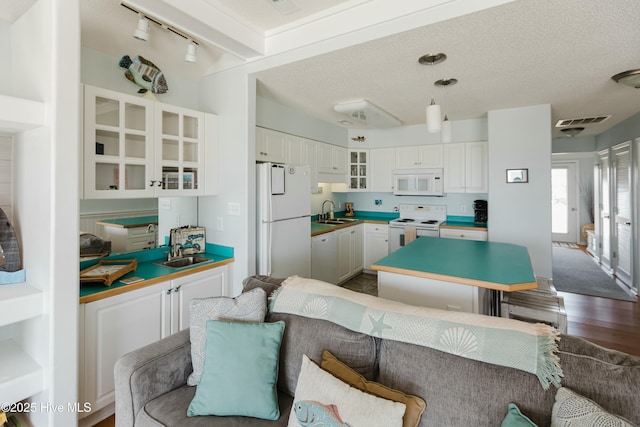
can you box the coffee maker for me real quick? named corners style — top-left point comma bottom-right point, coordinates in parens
top-left (473, 200), bottom-right (487, 224)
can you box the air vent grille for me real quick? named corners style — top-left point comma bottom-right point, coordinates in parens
top-left (555, 116), bottom-right (611, 127)
top-left (269, 0), bottom-right (299, 14)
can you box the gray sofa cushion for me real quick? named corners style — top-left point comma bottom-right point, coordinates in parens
top-left (557, 334), bottom-right (640, 425)
top-left (377, 338), bottom-right (556, 427)
top-left (267, 312), bottom-right (378, 397)
top-left (135, 385), bottom-right (292, 426)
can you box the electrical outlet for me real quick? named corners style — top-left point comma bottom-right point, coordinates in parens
top-left (460, 204), bottom-right (467, 213)
top-left (216, 217), bottom-right (223, 231)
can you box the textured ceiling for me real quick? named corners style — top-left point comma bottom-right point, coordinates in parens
top-left (253, 0), bottom-right (640, 137)
top-left (4, 0), bottom-right (639, 140)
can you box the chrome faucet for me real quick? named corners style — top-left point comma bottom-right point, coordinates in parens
top-left (168, 228), bottom-right (183, 260)
top-left (322, 200), bottom-right (335, 220)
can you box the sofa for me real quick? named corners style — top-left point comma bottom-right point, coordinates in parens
top-left (115, 276), bottom-right (640, 427)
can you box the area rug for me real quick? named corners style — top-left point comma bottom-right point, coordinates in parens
top-left (552, 241), bottom-right (579, 249)
top-left (552, 247), bottom-right (636, 302)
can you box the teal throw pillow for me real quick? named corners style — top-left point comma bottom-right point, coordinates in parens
top-left (501, 403), bottom-right (537, 427)
top-left (187, 320), bottom-right (285, 420)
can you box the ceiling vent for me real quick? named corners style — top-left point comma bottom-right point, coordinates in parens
top-left (268, 0), bottom-right (299, 15)
top-left (334, 100), bottom-right (402, 128)
top-left (555, 115), bottom-right (611, 128)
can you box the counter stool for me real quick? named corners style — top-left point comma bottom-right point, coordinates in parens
top-left (501, 277), bottom-right (567, 333)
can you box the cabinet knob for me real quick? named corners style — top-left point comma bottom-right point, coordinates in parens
top-left (166, 289), bottom-right (172, 295)
top-left (174, 285), bottom-right (182, 293)
top-left (150, 180), bottom-right (156, 186)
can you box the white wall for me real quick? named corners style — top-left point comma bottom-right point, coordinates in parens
top-left (488, 104), bottom-right (552, 278)
top-left (81, 47), bottom-right (200, 110)
top-left (257, 96), bottom-right (347, 146)
top-left (12, 0), bottom-right (80, 425)
top-left (198, 70), bottom-right (255, 295)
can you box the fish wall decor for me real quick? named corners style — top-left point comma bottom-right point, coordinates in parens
top-left (119, 55), bottom-right (168, 94)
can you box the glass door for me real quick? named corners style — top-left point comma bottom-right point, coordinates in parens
top-left (155, 104), bottom-right (204, 195)
top-left (83, 85), bottom-right (154, 199)
top-left (348, 149), bottom-right (368, 191)
top-left (551, 162), bottom-right (577, 243)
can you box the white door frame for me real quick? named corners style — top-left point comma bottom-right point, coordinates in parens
top-left (612, 141), bottom-right (633, 287)
top-left (596, 149), bottom-right (612, 271)
top-left (551, 161), bottom-right (579, 243)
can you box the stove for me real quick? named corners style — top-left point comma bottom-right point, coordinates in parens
top-left (389, 204), bottom-right (446, 230)
top-left (388, 204), bottom-right (447, 252)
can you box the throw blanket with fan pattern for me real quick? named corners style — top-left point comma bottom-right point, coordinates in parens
top-left (270, 276), bottom-right (563, 390)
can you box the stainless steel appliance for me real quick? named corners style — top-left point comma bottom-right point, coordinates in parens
top-left (257, 163), bottom-right (311, 278)
top-left (388, 204), bottom-right (447, 252)
top-left (393, 168), bottom-right (444, 196)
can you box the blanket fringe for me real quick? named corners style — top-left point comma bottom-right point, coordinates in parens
top-left (535, 324), bottom-right (564, 389)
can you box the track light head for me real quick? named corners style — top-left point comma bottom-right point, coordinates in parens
top-left (133, 14), bottom-right (150, 41)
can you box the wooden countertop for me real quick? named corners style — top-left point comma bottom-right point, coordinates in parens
top-left (79, 245), bottom-right (233, 303)
top-left (371, 236), bottom-right (536, 292)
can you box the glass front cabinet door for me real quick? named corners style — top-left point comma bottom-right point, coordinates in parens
top-left (155, 103), bottom-right (205, 196)
top-left (83, 85), bottom-right (155, 198)
top-left (348, 149), bottom-right (368, 191)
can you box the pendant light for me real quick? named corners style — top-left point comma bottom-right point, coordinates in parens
top-left (418, 53), bottom-right (446, 133)
top-left (441, 115), bottom-right (452, 143)
top-left (434, 78), bottom-right (458, 143)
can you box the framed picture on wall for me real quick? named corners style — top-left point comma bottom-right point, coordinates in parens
top-left (506, 168), bottom-right (528, 183)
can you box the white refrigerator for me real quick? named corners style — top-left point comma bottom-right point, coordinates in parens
top-left (257, 163), bottom-right (311, 278)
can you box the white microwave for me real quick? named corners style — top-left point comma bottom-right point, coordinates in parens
top-left (393, 168), bottom-right (444, 196)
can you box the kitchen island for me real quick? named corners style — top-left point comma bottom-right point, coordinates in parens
top-left (371, 236), bottom-right (536, 315)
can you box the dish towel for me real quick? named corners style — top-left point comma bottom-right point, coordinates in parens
top-left (270, 276), bottom-right (563, 390)
top-left (404, 225), bottom-right (417, 244)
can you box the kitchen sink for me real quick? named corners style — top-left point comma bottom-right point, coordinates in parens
top-left (157, 255), bottom-right (213, 269)
top-left (316, 218), bottom-right (360, 225)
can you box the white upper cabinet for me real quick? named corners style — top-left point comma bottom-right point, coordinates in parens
top-left (256, 127), bottom-right (287, 164)
top-left (84, 85), bottom-right (155, 199)
top-left (443, 141), bottom-right (488, 193)
top-left (83, 85), bottom-right (217, 199)
top-left (154, 103), bottom-right (206, 196)
top-left (395, 144), bottom-right (443, 169)
top-left (318, 143), bottom-right (347, 174)
top-left (370, 147), bottom-right (396, 192)
top-left (348, 149), bottom-right (368, 191)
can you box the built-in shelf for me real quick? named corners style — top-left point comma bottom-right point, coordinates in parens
top-left (0, 338), bottom-right (44, 404)
top-left (0, 94), bottom-right (45, 134)
top-left (0, 283), bottom-right (44, 328)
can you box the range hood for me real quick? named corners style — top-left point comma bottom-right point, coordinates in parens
top-left (334, 99), bottom-right (401, 128)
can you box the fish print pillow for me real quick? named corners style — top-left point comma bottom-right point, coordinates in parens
top-left (288, 355), bottom-right (405, 427)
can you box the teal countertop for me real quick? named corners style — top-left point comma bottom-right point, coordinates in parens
top-left (96, 215), bottom-right (158, 228)
top-left (372, 236), bottom-right (536, 291)
top-left (79, 243), bottom-right (234, 303)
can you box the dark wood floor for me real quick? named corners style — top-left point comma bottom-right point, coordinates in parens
top-left (559, 290), bottom-right (640, 355)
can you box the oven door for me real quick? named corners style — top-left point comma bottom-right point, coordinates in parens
top-left (388, 226), bottom-right (439, 253)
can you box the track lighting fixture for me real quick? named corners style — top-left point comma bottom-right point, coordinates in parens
top-left (133, 13), bottom-right (150, 41)
top-left (185, 42), bottom-right (198, 63)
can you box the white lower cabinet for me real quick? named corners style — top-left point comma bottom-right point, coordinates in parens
top-left (102, 224), bottom-right (157, 253)
top-left (364, 224), bottom-right (389, 271)
top-left (311, 224), bottom-right (364, 285)
top-left (311, 233), bottom-right (338, 284)
top-left (337, 224), bottom-right (364, 283)
top-left (439, 227), bottom-right (488, 241)
top-left (79, 265), bottom-right (229, 424)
